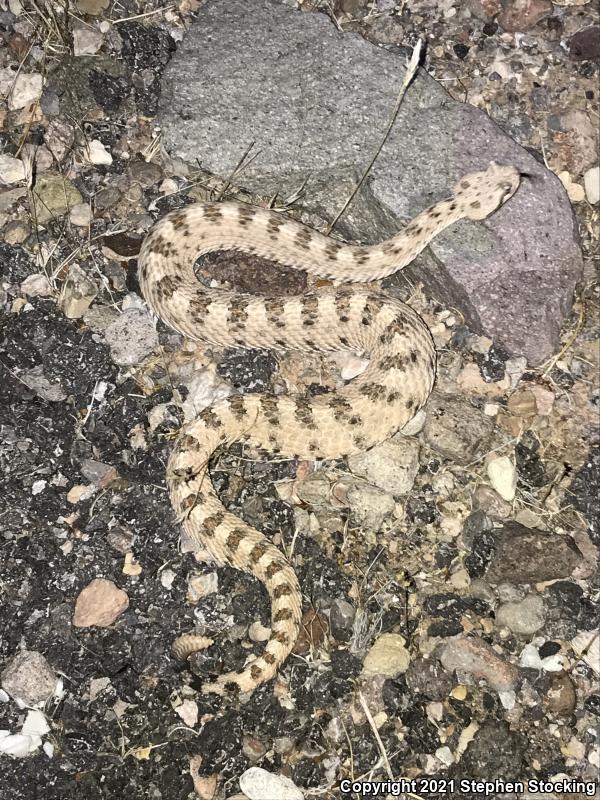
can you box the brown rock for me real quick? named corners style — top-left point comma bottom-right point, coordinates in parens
top-left (484, 522), bottom-right (583, 584)
top-left (472, 485), bottom-right (513, 519)
top-left (467, 0), bottom-right (502, 21)
top-left (497, 0), bottom-right (553, 32)
top-left (551, 109), bottom-right (598, 175)
top-left (73, 578), bottom-right (129, 627)
top-left (440, 636), bottom-right (518, 693)
top-left (507, 389), bottom-right (537, 417)
top-left (544, 672), bottom-right (577, 716)
top-left (423, 394), bottom-right (495, 466)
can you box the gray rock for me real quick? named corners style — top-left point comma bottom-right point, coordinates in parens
top-left (346, 481), bottom-right (395, 529)
top-left (496, 593), bottom-right (546, 635)
top-left (405, 656), bottom-right (454, 700)
top-left (1, 650), bottom-right (57, 706)
top-left (158, 0), bottom-right (582, 365)
top-left (104, 308), bottom-right (158, 366)
top-left (295, 472), bottom-right (331, 506)
top-left (329, 598), bottom-right (356, 642)
top-left (20, 365), bottom-right (67, 402)
top-left (423, 393), bottom-right (495, 465)
top-left (460, 721), bottom-right (526, 781)
top-left (347, 434), bottom-right (419, 495)
top-left (60, 264), bottom-right (98, 319)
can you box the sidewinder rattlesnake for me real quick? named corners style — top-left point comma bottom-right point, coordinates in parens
top-left (138, 162), bottom-right (521, 695)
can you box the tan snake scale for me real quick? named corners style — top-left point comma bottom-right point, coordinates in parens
top-left (138, 162), bottom-right (521, 695)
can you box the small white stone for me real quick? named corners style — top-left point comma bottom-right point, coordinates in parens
top-left (69, 203), bottom-right (92, 227)
top-left (436, 745), bottom-right (455, 765)
top-left (504, 356), bottom-right (528, 388)
top-left (336, 352), bottom-right (369, 380)
top-left (0, 154), bottom-right (25, 184)
top-left (81, 139), bottom-right (113, 166)
top-left (486, 455), bottom-right (517, 502)
top-left (6, 72), bottom-right (43, 110)
top-left (73, 27), bottom-right (104, 56)
top-left (519, 643), bottom-right (566, 672)
top-left (160, 177), bottom-right (179, 194)
top-left (449, 568), bottom-right (470, 589)
top-left (174, 698), bottom-right (198, 728)
top-left (400, 408), bottom-right (426, 436)
top-left (160, 568), bottom-right (176, 589)
top-left (89, 677), bottom-right (111, 701)
top-left (31, 480), bottom-right (46, 496)
top-left (558, 171), bottom-right (585, 203)
top-left (0, 732), bottom-right (42, 757)
top-left (186, 571), bottom-right (218, 602)
top-left (239, 767), bottom-right (304, 800)
top-left (21, 274), bottom-right (53, 297)
top-left (21, 710), bottom-right (50, 738)
top-left (43, 740), bottom-right (55, 758)
top-left (584, 165), bottom-right (599, 205)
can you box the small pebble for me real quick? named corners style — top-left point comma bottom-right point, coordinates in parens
top-left (348, 435), bottom-right (419, 495)
top-left (81, 139), bottom-right (113, 166)
top-left (486, 455), bottom-right (517, 502)
top-left (519, 642), bottom-right (566, 672)
top-left (104, 308), bottom-right (159, 366)
top-left (1, 651), bottom-right (57, 706)
top-left (496, 593), bottom-right (546, 635)
top-left (329, 598), bottom-right (356, 641)
top-left (80, 459), bottom-right (118, 487)
top-left (440, 636), bottom-right (518, 693)
top-left (73, 578), bottom-right (129, 627)
top-left (186, 572), bottom-right (218, 603)
top-left (73, 27), bottom-right (103, 56)
top-left (545, 673), bottom-right (577, 716)
top-left (558, 171), bottom-right (586, 203)
top-left (69, 203), bottom-right (92, 227)
top-left (0, 154), bottom-right (25, 184)
top-left (60, 264), bottom-right (98, 319)
top-left (3, 220), bottom-right (30, 244)
top-left (584, 165), bottom-right (599, 205)
top-left (239, 767), bottom-right (304, 800)
top-left (20, 274), bottom-right (52, 297)
top-left (6, 72), bottom-right (43, 110)
top-left (362, 633), bottom-right (411, 677)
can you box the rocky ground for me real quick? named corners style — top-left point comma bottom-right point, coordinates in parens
top-left (0, 1), bottom-right (598, 799)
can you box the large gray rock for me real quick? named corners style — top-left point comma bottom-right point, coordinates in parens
top-left (158, 0), bottom-right (582, 365)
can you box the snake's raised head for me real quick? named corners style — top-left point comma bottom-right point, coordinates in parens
top-left (453, 162), bottom-right (521, 221)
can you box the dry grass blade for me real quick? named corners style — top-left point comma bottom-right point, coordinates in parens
top-left (325, 39), bottom-right (423, 235)
top-left (357, 688), bottom-right (394, 780)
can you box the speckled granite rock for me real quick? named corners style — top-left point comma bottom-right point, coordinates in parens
top-left (158, 0), bottom-right (583, 364)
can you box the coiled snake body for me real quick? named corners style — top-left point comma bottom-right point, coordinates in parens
top-left (138, 163), bottom-right (520, 694)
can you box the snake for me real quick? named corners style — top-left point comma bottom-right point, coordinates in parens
top-left (137, 162), bottom-right (520, 694)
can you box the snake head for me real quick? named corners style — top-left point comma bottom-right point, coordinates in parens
top-left (453, 162), bottom-right (521, 221)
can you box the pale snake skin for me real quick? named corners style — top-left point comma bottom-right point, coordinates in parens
top-left (138, 162), bottom-right (521, 695)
